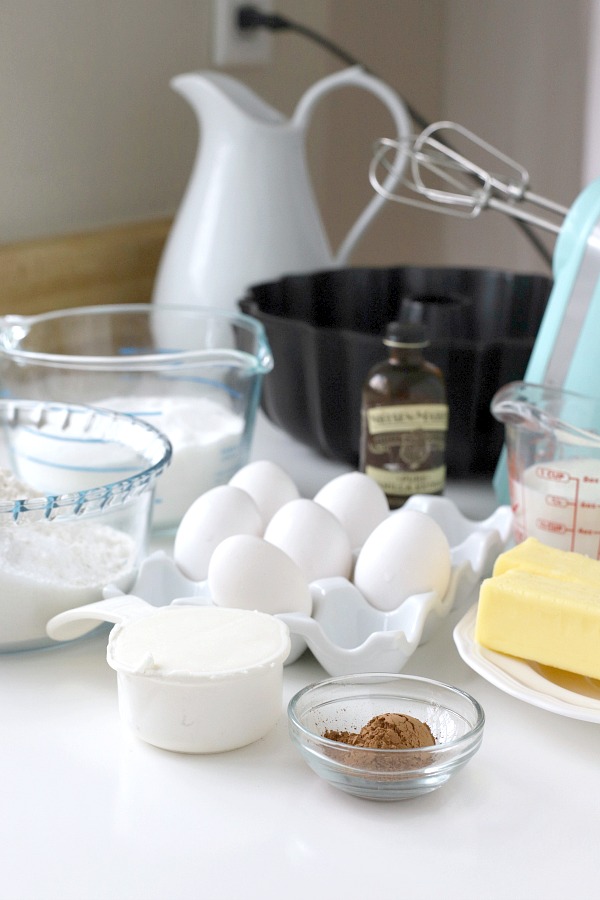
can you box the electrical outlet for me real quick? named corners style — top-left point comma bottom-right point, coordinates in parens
top-left (212, 0), bottom-right (273, 66)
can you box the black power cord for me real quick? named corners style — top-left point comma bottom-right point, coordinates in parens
top-left (237, 4), bottom-right (553, 269)
top-left (238, 4), bottom-right (430, 130)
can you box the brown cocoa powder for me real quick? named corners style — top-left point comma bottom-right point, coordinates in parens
top-left (324, 712), bottom-right (436, 776)
top-left (325, 713), bottom-right (435, 750)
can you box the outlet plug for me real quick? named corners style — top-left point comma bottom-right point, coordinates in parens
top-left (212, 0), bottom-right (273, 66)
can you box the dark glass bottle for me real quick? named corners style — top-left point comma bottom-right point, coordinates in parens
top-left (359, 321), bottom-right (448, 509)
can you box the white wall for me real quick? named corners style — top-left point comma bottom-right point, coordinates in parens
top-left (0, 0), bottom-right (593, 277)
top-left (439, 0), bottom-right (590, 276)
top-left (583, 0), bottom-right (600, 183)
top-left (0, 0), bottom-right (331, 242)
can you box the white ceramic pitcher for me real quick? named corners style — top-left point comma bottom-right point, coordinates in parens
top-left (152, 66), bottom-right (412, 312)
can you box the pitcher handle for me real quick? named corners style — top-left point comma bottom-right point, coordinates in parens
top-left (292, 65), bottom-right (412, 265)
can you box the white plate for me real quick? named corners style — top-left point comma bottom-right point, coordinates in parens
top-left (454, 605), bottom-right (600, 723)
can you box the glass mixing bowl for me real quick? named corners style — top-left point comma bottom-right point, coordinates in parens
top-left (0, 399), bottom-right (171, 652)
top-left (0, 304), bottom-right (273, 533)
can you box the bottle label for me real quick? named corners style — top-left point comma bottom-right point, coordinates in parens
top-left (363, 403), bottom-right (448, 500)
top-left (366, 403), bottom-right (448, 434)
top-left (365, 463), bottom-right (446, 496)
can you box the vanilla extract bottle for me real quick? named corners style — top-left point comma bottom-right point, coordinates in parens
top-left (359, 321), bottom-right (448, 509)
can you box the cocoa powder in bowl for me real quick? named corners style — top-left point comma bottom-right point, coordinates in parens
top-left (324, 713), bottom-right (436, 775)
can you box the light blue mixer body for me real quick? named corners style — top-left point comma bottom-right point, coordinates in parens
top-left (494, 177), bottom-right (600, 502)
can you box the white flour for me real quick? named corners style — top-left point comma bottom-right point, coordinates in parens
top-left (0, 469), bottom-right (42, 501)
top-left (98, 396), bottom-right (245, 530)
top-left (0, 469), bottom-right (136, 649)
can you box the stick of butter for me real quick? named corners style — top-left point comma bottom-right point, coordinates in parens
top-left (492, 536), bottom-right (600, 586)
top-left (476, 570), bottom-right (600, 678)
top-left (476, 538), bottom-right (600, 679)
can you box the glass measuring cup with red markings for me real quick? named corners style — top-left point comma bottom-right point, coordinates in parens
top-left (492, 381), bottom-right (600, 557)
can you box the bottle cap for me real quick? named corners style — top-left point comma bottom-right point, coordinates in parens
top-left (383, 321), bottom-right (430, 348)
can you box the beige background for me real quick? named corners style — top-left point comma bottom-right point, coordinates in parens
top-left (1, 0), bottom-right (596, 286)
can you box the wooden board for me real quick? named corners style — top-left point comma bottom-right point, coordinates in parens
top-left (0, 219), bottom-right (171, 315)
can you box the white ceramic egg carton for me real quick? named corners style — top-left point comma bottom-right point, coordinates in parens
top-left (103, 495), bottom-right (513, 677)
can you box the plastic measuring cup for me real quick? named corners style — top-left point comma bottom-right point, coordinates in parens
top-left (492, 381), bottom-right (600, 557)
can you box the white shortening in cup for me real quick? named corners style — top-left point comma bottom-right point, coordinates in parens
top-left (106, 605), bottom-right (290, 753)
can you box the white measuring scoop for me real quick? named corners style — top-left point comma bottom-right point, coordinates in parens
top-left (46, 595), bottom-right (156, 643)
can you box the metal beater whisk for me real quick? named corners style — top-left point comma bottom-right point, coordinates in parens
top-left (369, 120), bottom-right (569, 235)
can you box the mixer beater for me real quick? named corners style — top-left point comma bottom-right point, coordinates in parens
top-left (369, 120), bottom-right (569, 234)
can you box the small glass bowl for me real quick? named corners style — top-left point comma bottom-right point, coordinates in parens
top-left (288, 673), bottom-right (485, 801)
top-left (0, 399), bottom-right (171, 652)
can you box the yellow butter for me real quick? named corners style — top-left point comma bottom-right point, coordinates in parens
top-left (493, 536), bottom-right (600, 585)
top-left (476, 568), bottom-right (600, 679)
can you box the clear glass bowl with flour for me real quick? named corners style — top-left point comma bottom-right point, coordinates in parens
top-left (0, 400), bottom-right (171, 652)
top-left (0, 305), bottom-right (273, 533)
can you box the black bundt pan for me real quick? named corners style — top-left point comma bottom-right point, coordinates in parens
top-left (240, 266), bottom-right (553, 476)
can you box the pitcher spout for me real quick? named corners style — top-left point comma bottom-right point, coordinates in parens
top-left (170, 71), bottom-right (286, 128)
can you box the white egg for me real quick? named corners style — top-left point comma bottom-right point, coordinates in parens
top-left (353, 509), bottom-right (452, 611)
top-left (314, 471), bottom-right (389, 549)
top-left (264, 498), bottom-right (353, 582)
top-left (208, 534), bottom-right (312, 616)
top-left (229, 460), bottom-right (300, 524)
top-left (174, 485), bottom-right (263, 582)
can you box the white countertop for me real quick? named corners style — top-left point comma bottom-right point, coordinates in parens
top-left (2, 413), bottom-right (599, 900)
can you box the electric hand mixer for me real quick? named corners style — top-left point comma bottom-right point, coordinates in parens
top-left (369, 122), bottom-right (600, 503)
